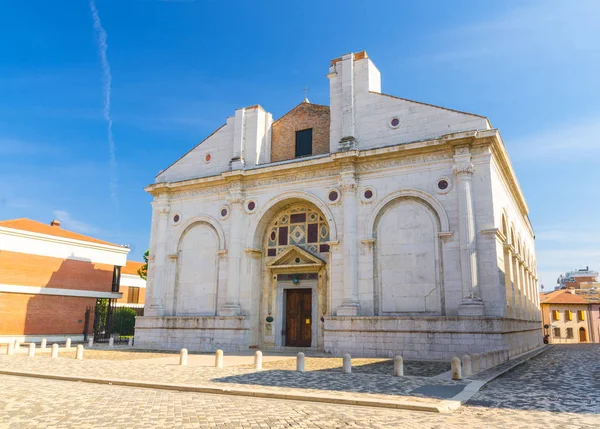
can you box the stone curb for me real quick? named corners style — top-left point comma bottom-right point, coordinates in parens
top-left (0, 368), bottom-right (457, 413)
top-left (439, 345), bottom-right (551, 409)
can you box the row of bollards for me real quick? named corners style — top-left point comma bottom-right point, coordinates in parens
top-left (178, 349), bottom-right (406, 376)
top-left (451, 349), bottom-right (510, 380)
top-left (6, 335), bottom-right (135, 356)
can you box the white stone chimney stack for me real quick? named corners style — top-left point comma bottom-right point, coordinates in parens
top-left (327, 51), bottom-right (381, 153)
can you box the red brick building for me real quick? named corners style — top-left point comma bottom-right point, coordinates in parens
top-left (0, 218), bottom-right (131, 343)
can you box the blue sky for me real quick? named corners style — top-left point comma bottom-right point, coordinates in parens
top-left (1, 0), bottom-right (598, 289)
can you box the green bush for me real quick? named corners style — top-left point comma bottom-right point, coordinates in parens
top-left (111, 308), bottom-right (137, 336)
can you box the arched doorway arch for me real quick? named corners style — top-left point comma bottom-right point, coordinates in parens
top-left (247, 196), bottom-right (332, 350)
top-left (579, 327), bottom-right (587, 342)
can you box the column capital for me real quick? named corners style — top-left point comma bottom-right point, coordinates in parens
top-left (227, 184), bottom-right (245, 205)
top-left (339, 170), bottom-right (357, 192)
top-left (453, 162), bottom-right (474, 177)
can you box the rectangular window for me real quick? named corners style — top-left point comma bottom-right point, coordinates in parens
top-left (552, 310), bottom-right (560, 321)
top-left (127, 287), bottom-right (140, 304)
top-left (295, 129), bottom-right (313, 158)
top-left (566, 328), bottom-right (574, 339)
top-left (553, 327), bottom-right (561, 337)
top-left (566, 310), bottom-right (573, 321)
top-left (578, 310), bottom-right (586, 321)
top-left (307, 223), bottom-right (318, 243)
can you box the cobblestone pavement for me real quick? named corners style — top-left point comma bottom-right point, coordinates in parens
top-left (0, 353), bottom-right (464, 403)
top-left (0, 373), bottom-right (597, 428)
top-left (469, 344), bottom-right (600, 414)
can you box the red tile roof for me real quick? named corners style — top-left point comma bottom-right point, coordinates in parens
top-left (0, 218), bottom-right (120, 247)
top-left (540, 289), bottom-right (600, 304)
top-left (121, 260), bottom-right (145, 275)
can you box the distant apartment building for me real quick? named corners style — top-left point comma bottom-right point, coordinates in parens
top-left (540, 288), bottom-right (600, 344)
top-left (556, 267), bottom-right (600, 290)
top-left (0, 218), bottom-right (143, 343)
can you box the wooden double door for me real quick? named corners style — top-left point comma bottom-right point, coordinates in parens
top-left (285, 288), bottom-right (312, 347)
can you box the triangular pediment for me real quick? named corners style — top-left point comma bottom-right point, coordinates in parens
top-left (266, 245), bottom-right (325, 269)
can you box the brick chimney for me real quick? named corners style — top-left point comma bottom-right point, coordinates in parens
top-left (50, 219), bottom-right (61, 228)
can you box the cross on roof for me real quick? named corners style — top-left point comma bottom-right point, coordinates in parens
top-left (302, 86), bottom-right (309, 99)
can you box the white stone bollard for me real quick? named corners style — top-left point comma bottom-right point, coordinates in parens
top-left (76, 345), bottom-right (84, 360)
top-left (451, 357), bottom-right (462, 380)
top-left (215, 349), bottom-right (223, 368)
top-left (393, 355), bottom-right (404, 377)
top-left (128, 337), bottom-right (133, 347)
top-left (471, 353), bottom-right (481, 373)
top-left (40, 339), bottom-right (47, 350)
top-left (179, 348), bottom-right (188, 366)
top-left (65, 338), bottom-right (71, 349)
top-left (254, 351), bottom-right (263, 370)
top-left (108, 337), bottom-right (114, 347)
top-left (7, 342), bottom-right (15, 355)
top-left (51, 344), bottom-right (59, 358)
top-left (462, 354), bottom-right (472, 377)
top-left (296, 352), bottom-right (305, 373)
top-left (88, 338), bottom-right (94, 348)
top-left (28, 343), bottom-right (35, 357)
top-left (342, 353), bottom-right (352, 374)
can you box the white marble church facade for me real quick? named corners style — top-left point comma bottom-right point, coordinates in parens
top-left (135, 51), bottom-right (542, 359)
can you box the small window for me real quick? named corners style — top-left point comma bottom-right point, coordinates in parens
top-left (127, 287), bottom-right (140, 304)
top-left (295, 129), bottom-right (313, 158)
top-left (566, 328), bottom-right (574, 339)
top-left (553, 327), bottom-right (561, 337)
top-left (566, 310), bottom-right (573, 321)
top-left (552, 310), bottom-right (560, 321)
top-left (578, 310), bottom-right (586, 321)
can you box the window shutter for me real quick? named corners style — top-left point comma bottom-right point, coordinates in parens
top-left (566, 310), bottom-right (572, 321)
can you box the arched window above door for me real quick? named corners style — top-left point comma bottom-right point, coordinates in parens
top-left (265, 205), bottom-right (330, 257)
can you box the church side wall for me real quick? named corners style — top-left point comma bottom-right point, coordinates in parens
top-left (324, 317), bottom-right (542, 360)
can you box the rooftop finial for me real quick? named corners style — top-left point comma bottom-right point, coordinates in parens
top-left (302, 86), bottom-right (310, 103)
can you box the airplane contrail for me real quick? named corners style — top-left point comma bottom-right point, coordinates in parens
top-left (89, 0), bottom-right (121, 236)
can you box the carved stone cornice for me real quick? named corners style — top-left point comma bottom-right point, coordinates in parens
top-left (227, 183), bottom-right (244, 205)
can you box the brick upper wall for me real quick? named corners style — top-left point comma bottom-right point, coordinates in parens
top-left (0, 292), bottom-right (95, 335)
top-left (0, 250), bottom-right (114, 292)
top-left (271, 102), bottom-right (330, 162)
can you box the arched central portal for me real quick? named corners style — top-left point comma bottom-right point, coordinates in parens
top-left (257, 202), bottom-right (331, 350)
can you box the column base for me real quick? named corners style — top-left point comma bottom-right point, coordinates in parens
top-left (337, 301), bottom-right (361, 316)
top-left (219, 304), bottom-right (242, 316)
top-left (458, 297), bottom-right (485, 316)
top-left (146, 303), bottom-right (164, 317)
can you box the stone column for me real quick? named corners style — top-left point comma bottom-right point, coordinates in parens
top-left (518, 260), bottom-right (528, 320)
top-left (503, 244), bottom-right (516, 318)
top-left (337, 164), bottom-right (360, 316)
top-left (453, 147), bottom-right (484, 316)
top-left (511, 253), bottom-right (523, 319)
top-left (524, 266), bottom-right (533, 320)
top-left (147, 199), bottom-right (170, 316)
top-left (221, 183), bottom-right (243, 316)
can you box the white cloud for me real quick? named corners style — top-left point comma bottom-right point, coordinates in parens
top-left (89, 0), bottom-right (120, 230)
top-left (52, 210), bottom-right (101, 235)
top-left (420, 0), bottom-right (600, 66)
top-left (508, 117), bottom-right (600, 161)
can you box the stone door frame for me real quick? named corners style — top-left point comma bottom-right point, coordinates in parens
top-left (263, 245), bottom-right (327, 350)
